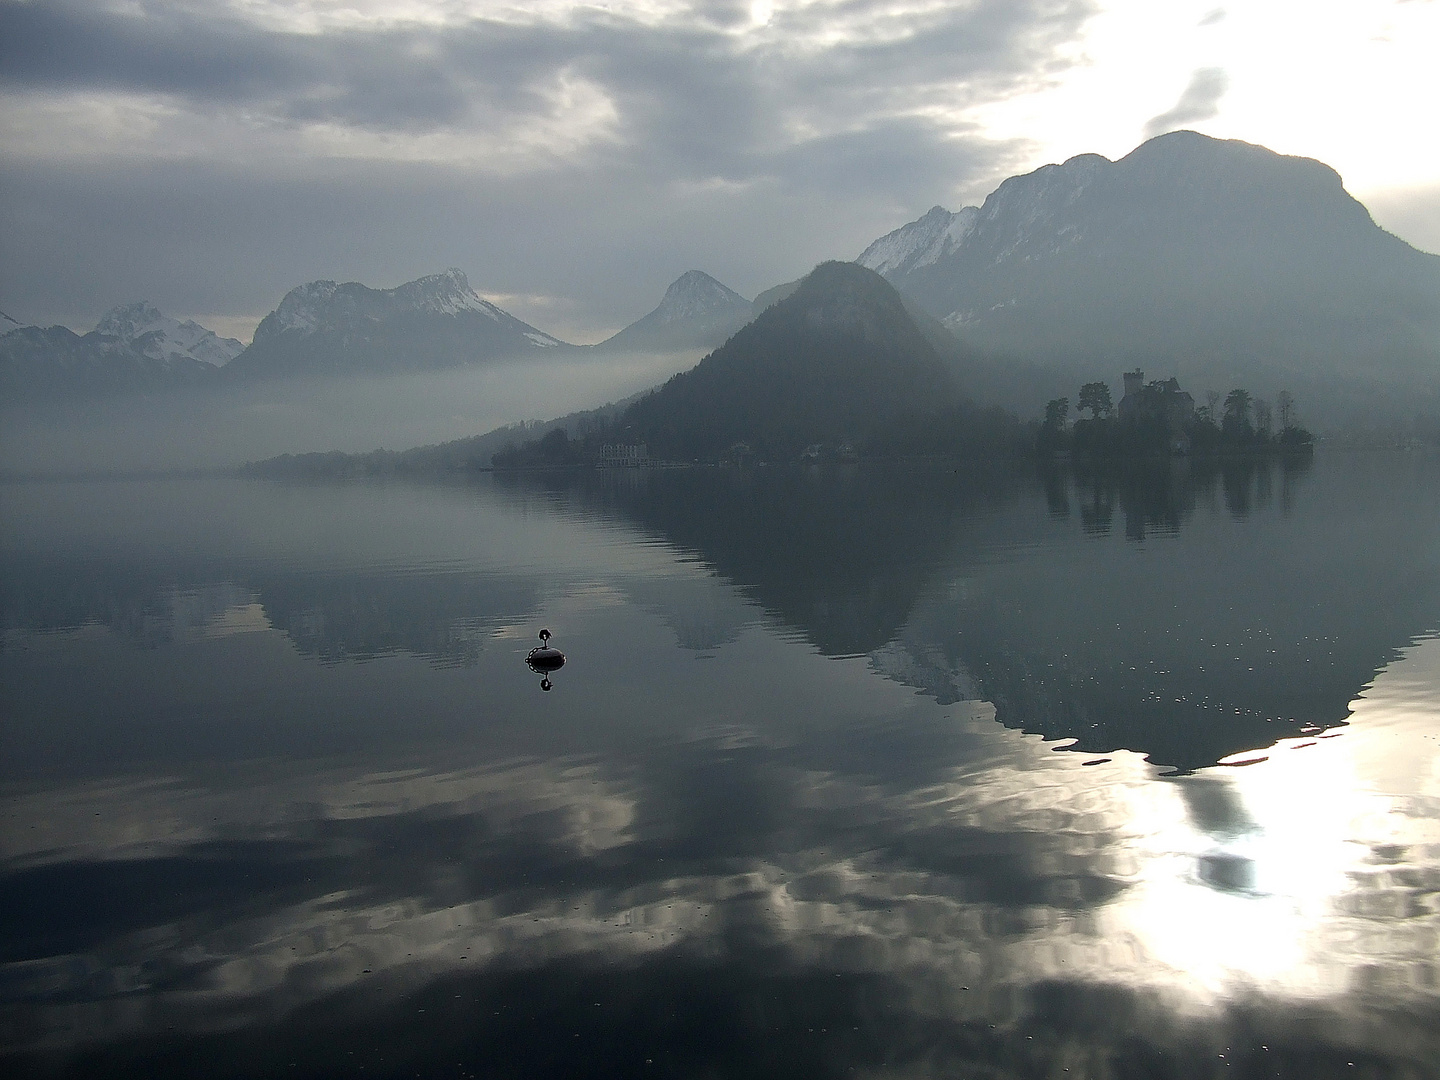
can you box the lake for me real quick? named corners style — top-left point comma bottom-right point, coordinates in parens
top-left (2, 453), bottom-right (1439, 1078)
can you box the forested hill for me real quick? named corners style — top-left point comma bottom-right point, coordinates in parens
top-left (595, 261), bottom-right (1016, 461)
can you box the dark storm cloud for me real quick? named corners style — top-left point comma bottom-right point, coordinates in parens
top-left (0, 0), bottom-right (1095, 333)
top-left (1143, 66), bottom-right (1229, 140)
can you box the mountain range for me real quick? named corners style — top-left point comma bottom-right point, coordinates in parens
top-left (858, 130), bottom-right (1440, 410)
top-left (1, 268), bottom-right (754, 401)
top-left (95, 303), bottom-right (246, 368)
top-left (0, 302), bottom-right (244, 400)
top-left (5, 130), bottom-right (1438, 424)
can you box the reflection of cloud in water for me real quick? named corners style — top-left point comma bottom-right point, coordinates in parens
top-left (5, 641), bottom-right (1438, 1067)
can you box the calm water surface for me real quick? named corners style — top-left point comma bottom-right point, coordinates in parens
top-left (2, 455), bottom-right (1439, 1078)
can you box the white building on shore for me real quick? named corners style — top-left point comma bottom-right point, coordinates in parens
top-left (599, 443), bottom-right (649, 467)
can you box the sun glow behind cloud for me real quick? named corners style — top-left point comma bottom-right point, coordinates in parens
top-left (964, 0), bottom-right (1440, 202)
top-left (10, 1), bottom-right (1428, 204)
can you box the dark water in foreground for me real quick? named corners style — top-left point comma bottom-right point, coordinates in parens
top-left (2, 455), bottom-right (1439, 1078)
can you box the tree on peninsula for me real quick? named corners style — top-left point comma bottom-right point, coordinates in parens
top-left (1078, 382), bottom-right (1113, 420)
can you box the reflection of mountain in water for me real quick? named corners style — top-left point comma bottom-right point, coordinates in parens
top-left (7, 456), bottom-right (1436, 772)
top-left (499, 466), bottom-right (1019, 657)
top-left (896, 456), bottom-right (1439, 770)
top-left (503, 455), bottom-right (1439, 772)
top-left (1, 555), bottom-right (541, 667)
top-left (0, 559), bottom-right (260, 649)
top-left (254, 571), bottom-right (539, 665)
top-left (7, 685), bottom-right (1437, 1077)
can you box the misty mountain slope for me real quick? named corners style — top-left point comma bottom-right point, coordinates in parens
top-left (95, 302), bottom-right (245, 367)
top-left (860, 131), bottom-right (1440, 402)
top-left (612, 261), bottom-right (967, 459)
top-left (1, 302), bottom-right (246, 401)
top-left (222, 269), bottom-right (568, 381)
top-left (595, 271), bottom-right (753, 354)
top-left (752, 273), bottom-right (957, 355)
top-left (751, 271), bottom-right (1051, 412)
top-left (751, 279), bottom-right (803, 314)
top-left (0, 323), bottom-right (220, 401)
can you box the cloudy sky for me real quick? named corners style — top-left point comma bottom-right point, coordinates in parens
top-left (1, 0), bottom-right (1436, 343)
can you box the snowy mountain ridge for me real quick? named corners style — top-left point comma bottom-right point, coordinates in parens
top-left (93, 302), bottom-right (245, 367)
top-left (857, 151), bottom-right (1110, 283)
top-left (225, 269), bottom-right (566, 381)
top-left (256, 269), bottom-right (559, 344)
top-left (857, 206), bottom-right (979, 277)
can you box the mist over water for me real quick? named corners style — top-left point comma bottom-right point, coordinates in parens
top-left (0, 350), bottom-right (703, 476)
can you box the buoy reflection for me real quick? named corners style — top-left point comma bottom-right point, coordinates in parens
top-left (526, 627), bottom-right (566, 691)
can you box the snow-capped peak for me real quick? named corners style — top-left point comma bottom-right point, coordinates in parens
top-left (93, 302), bottom-right (245, 366)
top-left (858, 153), bottom-right (1116, 284)
top-left (260, 269), bottom-right (564, 339)
top-left (248, 270), bottom-right (566, 352)
top-left (649, 270), bottom-right (750, 325)
top-left (264, 281), bottom-right (341, 335)
top-left (393, 268), bottom-right (503, 319)
top-left (857, 205), bottom-right (979, 277)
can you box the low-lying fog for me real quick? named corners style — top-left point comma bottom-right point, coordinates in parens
top-left (0, 350), bottom-right (703, 477)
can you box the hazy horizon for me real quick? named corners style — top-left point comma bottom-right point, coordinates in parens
top-left (0, 348), bottom-right (705, 476)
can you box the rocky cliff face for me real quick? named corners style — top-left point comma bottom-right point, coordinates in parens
top-left (858, 205), bottom-right (979, 278)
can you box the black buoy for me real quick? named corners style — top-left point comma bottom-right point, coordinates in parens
top-left (526, 628), bottom-right (566, 674)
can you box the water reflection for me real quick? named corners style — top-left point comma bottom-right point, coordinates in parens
top-left (2, 457), bottom-right (1439, 1076)
top-left (1, 555), bottom-right (541, 667)
top-left (516, 456), bottom-right (1432, 771)
top-left (497, 465), bottom-right (1021, 658)
top-left (2, 458), bottom-right (1435, 773)
top-left (3, 637), bottom-right (1437, 1075)
top-left (1055, 453), bottom-right (1314, 541)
